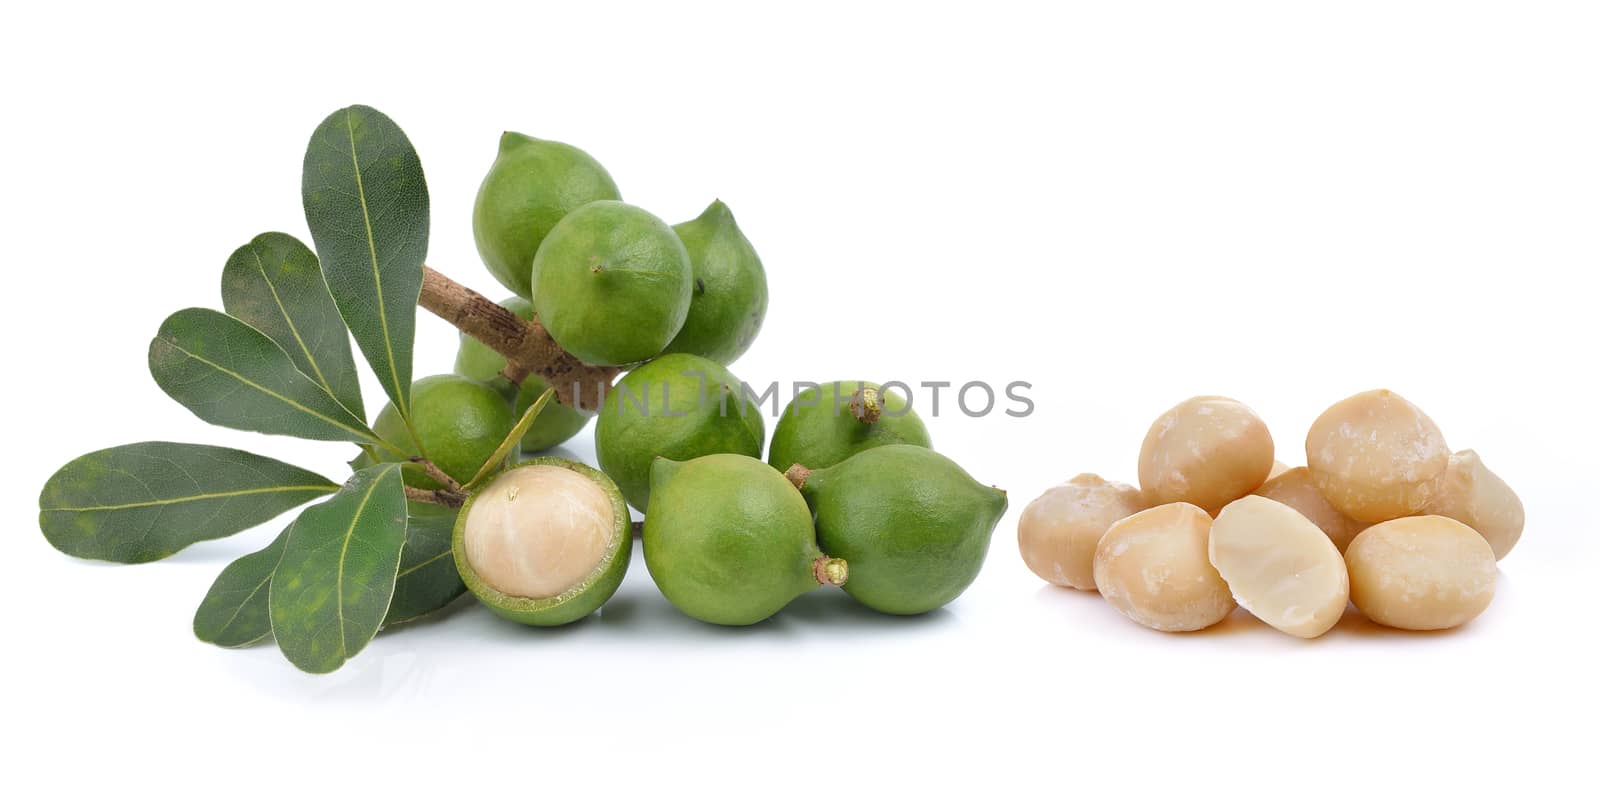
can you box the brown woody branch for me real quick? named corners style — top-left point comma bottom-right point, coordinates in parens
top-left (417, 266), bottom-right (618, 412)
top-left (405, 485), bottom-right (468, 508)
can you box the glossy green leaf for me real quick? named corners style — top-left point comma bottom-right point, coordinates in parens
top-left (301, 105), bottom-right (429, 422)
top-left (148, 308), bottom-right (382, 445)
top-left (222, 232), bottom-right (365, 420)
top-left (193, 526), bottom-right (291, 647)
top-left (386, 502), bottom-right (467, 625)
top-left (38, 442), bottom-right (338, 564)
top-left (193, 502), bottom-right (461, 648)
top-left (269, 464), bottom-right (408, 674)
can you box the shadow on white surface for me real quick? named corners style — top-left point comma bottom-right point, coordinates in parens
top-left (1024, 568), bottom-right (1516, 644)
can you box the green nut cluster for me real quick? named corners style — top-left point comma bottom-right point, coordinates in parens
top-left (35, 107), bottom-right (1010, 679)
top-left (473, 134), bottom-right (769, 371)
top-left (633, 377), bottom-right (1003, 624)
top-left (473, 133), bottom-right (621, 300)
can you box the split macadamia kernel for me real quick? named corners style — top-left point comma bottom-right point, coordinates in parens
top-left (1423, 450), bottom-right (1524, 560)
top-left (1018, 474), bottom-right (1146, 590)
top-left (1253, 466), bottom-right (1369, 552)
top-left (1305, 389), bottom-right (1449, 523)
top-left (1093, 503), bottom-right (1235, 632)
top-left (1209, 496), bottom-right (1349, 638)
top-left (1138, 396), bottom-right (1275, 514)
top-left (463, 464), bottom-right (617, 599)
top-left (1345, 515), bottom-right (1496, 630)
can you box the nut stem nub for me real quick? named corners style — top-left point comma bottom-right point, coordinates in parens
top-left (785, 464), bottom-right (812, 490)
top-left (813, 556), bottom-right (849, 586)
top-left (848, 386), bottom-right (883, 424)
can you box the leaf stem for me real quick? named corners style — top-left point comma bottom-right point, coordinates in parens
top-left (407, 457), bottom-right (464, 494)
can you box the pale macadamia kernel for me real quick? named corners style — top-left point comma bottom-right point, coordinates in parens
top-left (1253, 466), bottom-right (1369, 552)
top-left (1209, 496), bottom-right (1349, 638)
top-left (1266, 460), bottom-right (1290, 481)
top-left (1305, 389), bottom-right (1450, 523)
top-left (1093, 503), bottom-right (1235, 632)
top-left (463, 465), bottom-right (617, 599)
top-left (1423, 450), bottom-right (1524, 560)
top-left (1345, 515), bottom-right (1496, 631)
top-left (1018, 474), bottom-right (1146, 590)
top-left (1138, 396), bottom-right (1275, 513)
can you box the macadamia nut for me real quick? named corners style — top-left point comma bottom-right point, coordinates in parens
top-left (1018, 474), bottom-right (1146, 590)
top-left (463, 464), bottom-right (617, 599)
top-left (1305, 389), bottom-right (1449, 523)
top-left (1253, 466), bottom-right (1369, 552)
top-left (1138, 396), bottom-right (1275, 513)
top-left (1266, 460), bottom-right (1290, 481)
top-left (1423, 450), bottom-right (1524, 560)
top-left (1345, 515), bottom-right (1496, 630)
top-left (1209, 496), bottom-right (1349, 638)
top-left (1093, 503), bottom-right (1235, 632)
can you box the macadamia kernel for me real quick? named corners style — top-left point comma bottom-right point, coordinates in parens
top-left (463, 465), bottom-right (617, 599)
top-left (1345, 515), bottom-right (1496, 631)
top-left (1138, 396), bottom-right (1275, 513)
top-left (1093, 503), bottom-right (1235, 632)
top-left (1305, 389), bottom-right (1450, 523)
top-left (1209, 496), bottom-right (1349, 638)
top-left (1018, 474), bottom-right (1146, 590)
top-left (1253, 466), bottom-right (1369, 552)
top-left (1266, 460), bottom-right (1290, 481)
top-left (1423, 450), bottom-right (1524, 560)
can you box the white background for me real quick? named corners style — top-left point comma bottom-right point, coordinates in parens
top-left (4, 1), bottom-right (1596, 784)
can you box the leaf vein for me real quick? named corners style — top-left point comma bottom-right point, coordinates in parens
top-left (344, 109), bottom-right (407, 421)
top-left (152, 336), bottom-right (371, 442)
top-left (249, 245), bottom-right (333, 394)
top-left (44, 484), bottom-right (338, 512)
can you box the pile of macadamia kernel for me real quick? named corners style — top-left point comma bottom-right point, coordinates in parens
top-left (1018, 390), bottom-right (1522, 637)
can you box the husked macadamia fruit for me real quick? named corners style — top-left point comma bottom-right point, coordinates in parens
top-left (1345, 515), bottom-right (1496, 630)
top-left (1209, 496), bottom-right (1349, 638)
top-left (1253, 466), bottom-right (1369, 552)
top-left (1138, 396), bottom-right (1275, 513)
top-left (463, 464), bottom-right (618, 599)
top-left (1423, 450), bottom-right (1524, 560)
top-left (1093, 503), bottom-right (1235, 632)
top-left (1305, 389), bottom-right (1449, 523)
top-left (1018, 474), bottom-right (1146, 590)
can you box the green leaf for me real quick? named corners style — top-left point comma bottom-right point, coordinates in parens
top-left (38, 442), bottom-right (339, 564)
top-left (193, 526), bottom-right (291, 647)
top-left (386, 502), bottom-right (467, 626)
top-left (301, 105), bottom-right (429, 422)
top-left (269, 464), bottom-right (408, 674)
top-left (193, 503), bottom-right (461, 648)
top-left (149, 308), bottom-right (382, 445)
top-left (222, 232), bottom-right (365, 420)
top-left (464, 386), bottom-right (555, 489)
